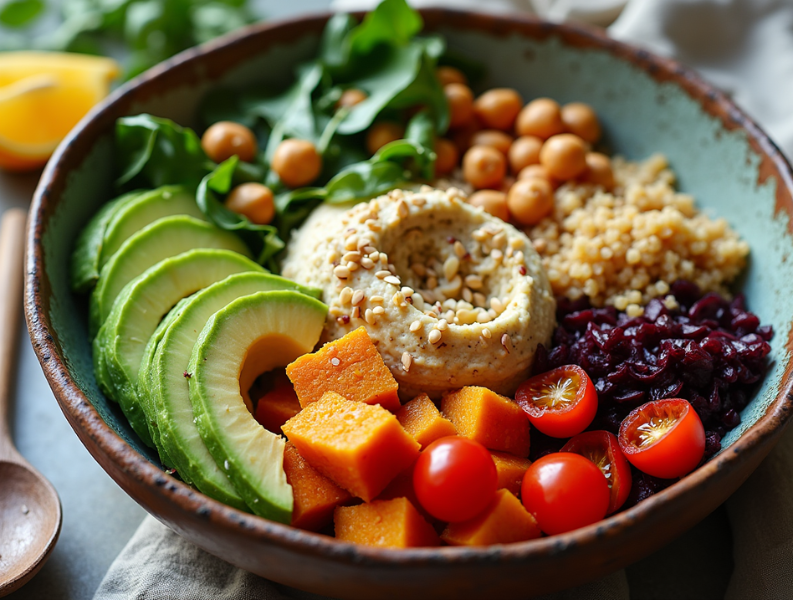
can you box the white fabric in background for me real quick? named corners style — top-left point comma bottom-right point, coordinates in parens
top-left (93, 2), bottom-right (793, 598)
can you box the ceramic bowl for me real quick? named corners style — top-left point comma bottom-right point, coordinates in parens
top-left (25, 10), bottom-right (792, 599)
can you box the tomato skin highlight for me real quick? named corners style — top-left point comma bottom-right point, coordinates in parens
top-left (618, 398), bottom-right (706, 479)
top-left (521, 452), bottom-right (610, 535)
top-left (413, 436), bottom-right (498, 523)
top-left (561, 430), bottom-right (632, 514)
top-left (515, 365), bottom-right (598, 438)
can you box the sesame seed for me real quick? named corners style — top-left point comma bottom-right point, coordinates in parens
top-left (331, 358), bottom-right (341, 366)
top-left (339, 287), bottom-right (353, 305)
top-left (376, 270), bottom-right (391, 279)
top-left (402, 352), bottom-right (412, 372)
top-left (411, 194), bottom-right (426, 206)
top-left (472, 229), bottom-right (489, 242)
top-left (501, 333), bottom-right (510, 353)
top-left (454, 241), bottom-right (468, 259)
top-left (411, 263), bottom-right (427, 277)
top-left (333, 266), bottom-right (351, 279)
top-left (347, 261), bottom-right (359, 272)
top-left (397, 200), bottom-right (409, 218)
top-left (345, 235), bottom-right (359, 251)
top-left (462, 287), bottom-right (473, 303)
top-left (351, 290), bottom-right (365, 306)
top-left (436, 319), bottom-right (448, 331)
top-left (465, 274), bottom-right (483, 290)
top-left (343, 251), bottom-right (361, 263)
top-left (421, 291), bottom-right (436, 304)
top-left (473, 293), bottom-right (486, 308)
top-left (370, 295), bottom-right (384, 304)
top-left (481, 328), bottom-right (492, 339)
top-left (401, 286), bottom-right (414, 298)
top-left (444, 256), bottom-right (460, 281)
top-left (373, 306), bottom-right (385, 315)
top-left (410, 320), bottom-right (422, 332)
top-left (380, 253), bottom-right (389, 266)
top-left (327, 251), bottom-right (339, 264)
top-left (366, 219), bottom-right (381, 232)
top-left (477, 311), bottom-right (492, 323)
top-left (361, 257), bottom-right (375, 269)
top-left (444, 310), bottom-right (456, 324)
top-left (384, 275), bottom-right (401, 286)
top-left (368, 251), bottom-right (380, 261)
top-left (364, 309), bottom-right (376, 325)
top-left (351, 306), bottom-right (360, 320)
top-left (491, 249), bottom-right (503, 260)
top-left (426, 276), bottom-right (438, 289)
top-left (428, 329), bottom-right (442, 344)
top-left (358, 238), bottom-right (372, 251)
top-left (490, 298), bottom-right (504, 313)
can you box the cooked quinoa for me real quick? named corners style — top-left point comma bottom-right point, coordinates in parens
top-left (527, 154), bottom-right (749, 316)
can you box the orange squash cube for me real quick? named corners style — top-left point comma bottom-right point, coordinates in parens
top-left (441, 489), bottom-right (541, 546)
top-left (441, 387), bottom-right (530, 457)
top-left (255, 381), bottom-right (301, 434)
top-left (395, 394), bottom-right (457, 448)
top-left (283, 442), bottom-right (352, 532)
top-left (286, 327), bottom-right (400, 411)
top-left (490, 451), bottom-right (531, 496)
top-left (282, 392), bottom-right (420, 501)
top-left (334, 497), bottom-right (440, 548)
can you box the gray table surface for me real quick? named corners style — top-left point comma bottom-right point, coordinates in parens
top-left (0, 2), bottom-right (779, 598)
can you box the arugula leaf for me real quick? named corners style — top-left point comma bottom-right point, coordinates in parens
top-left (273, 187), bottom-right (325, 240)
top-left (348, 0), bottom-right (421, 54)
top-left (197, 157), bottom-right (285, 268)
top-left (115, 114), bottom-right (209, 188)
top-left (0, 0), bottom-right (45, 28)
top-left (320, 12), bottom-right (356, 72)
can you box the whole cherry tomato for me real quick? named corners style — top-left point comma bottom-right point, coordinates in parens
top-left (413, 436), bottom-right (497, 523)
top-left (521, 452), bottom-right (609, 535)
top-left (515, 365), bottom-right (598, 438)
top-left (618, 398), bottom-right (706, 479)
top-left (561, 430), bottom-right (632, 514)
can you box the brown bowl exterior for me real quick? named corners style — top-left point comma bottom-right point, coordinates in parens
top-left (24, 10), bottom-right (792, 599)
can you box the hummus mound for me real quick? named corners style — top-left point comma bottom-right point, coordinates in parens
top-left (282, 187), bottom-right (556, 398)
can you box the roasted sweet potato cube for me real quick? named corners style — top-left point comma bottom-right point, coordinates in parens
top-left (395, 394), bottom-right (457, 448)
top-left (441, 387), bottom-right (530, 457)
top-left (441, 489), bottom-right (541, 546)
top-left (490, 451), bottom-right (531, 497)
top-left (286, 327), bottom-right (400, 411)
top-left (283, 442), bottom-right (352, 532)
top-left (334, 497), bottom-right (440, 548)
top-left (282, 392), bottom-right (420, 501)
top-left (255, 382), bottom-right (301, 434)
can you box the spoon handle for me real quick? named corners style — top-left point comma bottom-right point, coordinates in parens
top-left (0, 208), bottom-right (26, 461)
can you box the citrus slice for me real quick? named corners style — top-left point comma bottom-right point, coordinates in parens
top-left (0, 52), bottom-right (120, 171)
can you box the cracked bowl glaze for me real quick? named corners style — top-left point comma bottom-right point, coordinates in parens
top-left (25, 10), bottom-right (792, 600)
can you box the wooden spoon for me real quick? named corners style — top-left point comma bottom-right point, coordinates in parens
top-left (0, 208), bottom-right (62, 597)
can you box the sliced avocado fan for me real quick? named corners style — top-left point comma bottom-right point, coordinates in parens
top-left (89, 215), bottom-right (251, 336)
top-left (142, 273), bottom-right (320, 509)
top-left (188, 291), bottom-right (328, 523)
top-left (93, 249), bottom-right (264, 448)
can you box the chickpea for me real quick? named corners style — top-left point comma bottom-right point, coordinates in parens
top-left (436, 66), bottom-right (467, 87)
top-left (561, 102), bottom-right (601, 144)
top-left (469, 130), bottom-right (513, 155)
top-left (515, 98), bottom-right (565, 139)
top-left (271, 138), bottom-right (322, 188)
top-left (468, 190), bottom-right (510, 222)
top-left (445, 83), bottom-right (474, 128)
top-left (473, 88), bottom-right (523, 131)
top-left (337, 88), bottom-right (368, 109)
top-left (518, 164), bottom-right (558, 188)
top-left (508, 135), bottom-right (543, 174)
top-left (462, 145), bottom-right (507, 190)
top-left (201, 121), bottom-right (257, 164)
top-left (540, 133), bottom-right (588, 181)
top-left (366, 122), bottom-right (404, 155)
top-left (434, 138), bottom-right (459, 176)
top-left (507, 178), bottom-right (554, 226)
top-left (581, 152), bottom-right (615, 189)
top-left (225, 183), bottom-right (275, 225)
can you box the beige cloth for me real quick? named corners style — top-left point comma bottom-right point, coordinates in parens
top-left (93, 1), bottom-right (793, 598)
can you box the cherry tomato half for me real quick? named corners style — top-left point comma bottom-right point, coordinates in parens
top-left (413, 436), bottom-right (498, 523)
top-left (515, 365), bottom-right (598, 438)
top-left (561, 430), bottom-right (632, 514)
top-left (521, 452), bottom-right (609, 535)
top-left (618, 398), bottom-right (705, 479)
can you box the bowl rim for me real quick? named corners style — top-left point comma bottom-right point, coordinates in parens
top-left (25, 8), bottom-right (793, 567)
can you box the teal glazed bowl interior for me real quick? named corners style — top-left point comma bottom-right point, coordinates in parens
top-left (25, 10), bottom-right (793, 600)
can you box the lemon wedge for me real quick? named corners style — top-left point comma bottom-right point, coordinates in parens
top-left (0, 52), bottom-right (120, 171)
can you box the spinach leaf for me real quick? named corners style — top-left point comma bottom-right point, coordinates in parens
top-left (0, 0), bottom-right (45, 28)
top-left (116, 114), bottom-right (209, 188)
top-left (273, 187), bottom-right (326, 240)
top-left (197, 157), bottom-right (284, 268)
top-left (320, 12), bottom-right (356, 72)
top-left (348, 0), bottom-right (421, 54)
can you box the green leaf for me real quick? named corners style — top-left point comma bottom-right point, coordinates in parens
top-left (273, 187), bottom-right (326, 240)
top-left (320, 12), bottom-right (356, 71)
top-left (196, 157), bottom-right (285, 268)
top-left (349, 0), bottom-right (422, 54)
top-left (115, 114), bottom-right (209, 188)
top-left (325, 160), bottom-right (407, 205)
top-left (0, 0), bottom-right (45, 28)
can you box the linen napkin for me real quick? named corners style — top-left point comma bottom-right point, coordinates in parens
top-left (93, 0), bottom-right (793, 598)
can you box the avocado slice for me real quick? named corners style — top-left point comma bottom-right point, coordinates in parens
top-left (144, 273), bottom-right (320, 509)
top-left (99, 186), bottom-right (205, 269)
top-left (94, 249), bottom-right (264, 448)
top-left (70, 190), bottom-right (144, 293)
top-left (188, 290), bottom-right (328, 522)
top-left (89, 215), bottom-right (251, 336)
